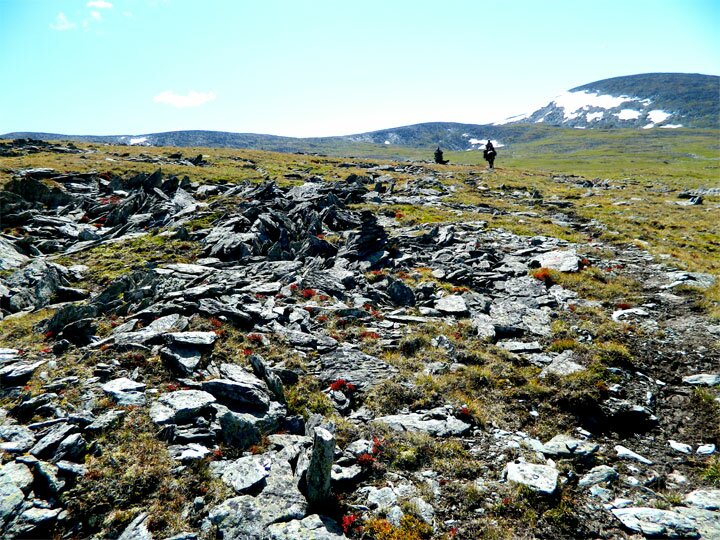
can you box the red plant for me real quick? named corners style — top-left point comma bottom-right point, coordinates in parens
top-left (356, 453), bottom-right (376, 467)
top-left (209, 317), bottom-right (223, 328)
top-left (360, 331), bottom-right (381, 340)
top-left (99, 195), bottom-right (122, 205)
top-left (246, 333), bottom-right (264, 344)
top-left (317, 294), bottom-right (330, 302)
top-left (212, 448), bottom-right (223, 458)
top-left (616, 302), bottom-right (632, 310)
top-left (330, 379), bottom-right (347, 391)
top-left (316, 315), bottom-right (329, 323)
top-left (371, 435), bottom-right (384, 455)
top-left (214, 329), bottom-right (228, 338)
top-left (167, 383), bottom-right (180, 391)
top-left (44, 330), bottom-right (54, 339)
top-left (448, 527), bottom-right (458, 538)
top-left (459, 406), bottom-right (471, 417)
top-left (301, 288), bottom-right (317, 299)
top-left (397, 271), bottom-right (410, 280)
top-left (345, 382), bottom-right (357, 393)
top-left (255, 293), bottom-right (266, 300)
top-left (394, 211), bottom-right (405, 219)
top-left (39, 348), bottom-right (52, 354)
top-left (341, 513), bottom-right (360, 534)
top-left (532, 267), bottom-right (555, 286)
top-left (290, 283), bottom-right (299, 292)
top-left (242, 348), bottom-right (253, 356)
top-left (568, 304), bottom-right (577, 312)
top-left (451, 286), bottom-right (469, 293)
top-left (316, 234), bottom-right (326, 240)
top-left (579, 257), bottom-right (591, 269)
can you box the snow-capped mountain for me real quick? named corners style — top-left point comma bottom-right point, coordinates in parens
top-left (509, 73), bottom-right (719, 129)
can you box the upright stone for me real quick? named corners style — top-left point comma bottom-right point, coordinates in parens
top-left (306, 427), bottom-right (335, 506)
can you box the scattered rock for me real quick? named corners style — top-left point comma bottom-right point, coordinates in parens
top-left (504, 462), bottom-right (559, 494)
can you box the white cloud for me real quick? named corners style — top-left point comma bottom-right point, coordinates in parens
top-left (87, 1), bottom-right (113, 8)
top-left (153, 90), bottom-right (217, 108)
top-left (91, 11), bottom-right (102, 20)
top-left (50, 12), bottom-right (76, 31)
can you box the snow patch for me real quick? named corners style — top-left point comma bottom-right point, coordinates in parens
top-left (384, 140), bottom-right (390, 145)
top-left (647, 110), bottom-right (671, 123)
top-left (586, 112), bottom-right (604, 122)
top-left (574, 126), bottom-right (586, 129)
top-left (129, 136), bottom-right (149, 145)
top-left (615, 109), bottom-right (641, 120)
top-left (642, 123), bottom-right (655, 129)
top-left (503, 112), bottom-right (530, 123)
top-left (660, 124), bottom-right (683, 129)
top-left (552, 90), bottom-right (630, 120)
top-left (468, 138), bottom-right (483, 145)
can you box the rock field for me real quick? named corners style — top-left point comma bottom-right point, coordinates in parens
top-left (0, 139), bottom-right (718, 539)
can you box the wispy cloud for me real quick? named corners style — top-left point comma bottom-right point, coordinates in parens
top-left (153, 90), bottom-right (217, 108)
top-left (87, 1), bottom-right (113, 8)
top-left (50, 12), bottom-right (76, 31)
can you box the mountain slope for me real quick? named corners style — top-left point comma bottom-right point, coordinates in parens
top-left (515, 73), bottom-right (719, 129)
top-left (0, 124), bottom-right (586, 156)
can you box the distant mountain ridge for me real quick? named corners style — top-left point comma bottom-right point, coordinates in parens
top-left (513, 73), bottom-right (719, 129)
top-left (3, 73), bottom-right (718, 152)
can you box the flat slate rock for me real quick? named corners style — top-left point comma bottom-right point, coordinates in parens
top-left (374, 408), bottom-right (471, 437)
top-left (150, 390), bottom-right (217, 425)
top-left (684, 489), bottom-right (720, 511)
top-left (541, 434), bottom-right (599, 458)
top-left (540, 351), bottom-right (586, 378)
top-left (531, 249), bottom-right (580, 272)
top-left (435, 295), bottom-right (468, 315)
top-left (611, 507), bottom-right (699, 538)
top-left (165, 331), bottom-right (218, 347)
top-left (318, 347), bottom-right (397, 390)
top-left (216, 454), bottom-right (271, 493)
top-left (101, 377), bottom-right (146, 406)
top-left (682, 373), bottom-right (720, 386)
top-left (266, 514), bottom-right (345, 540)
top-left (505, 462), bottom-right (558, 494)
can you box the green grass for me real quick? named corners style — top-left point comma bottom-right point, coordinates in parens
top-left (55, 233), bottom-right (200, 288)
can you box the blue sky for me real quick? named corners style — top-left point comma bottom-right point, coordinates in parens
top-left (1, 0), bottom-right (718, 137)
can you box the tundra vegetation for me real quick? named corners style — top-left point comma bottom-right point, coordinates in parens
top-left (0, 128), bottom-right (718, 539)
